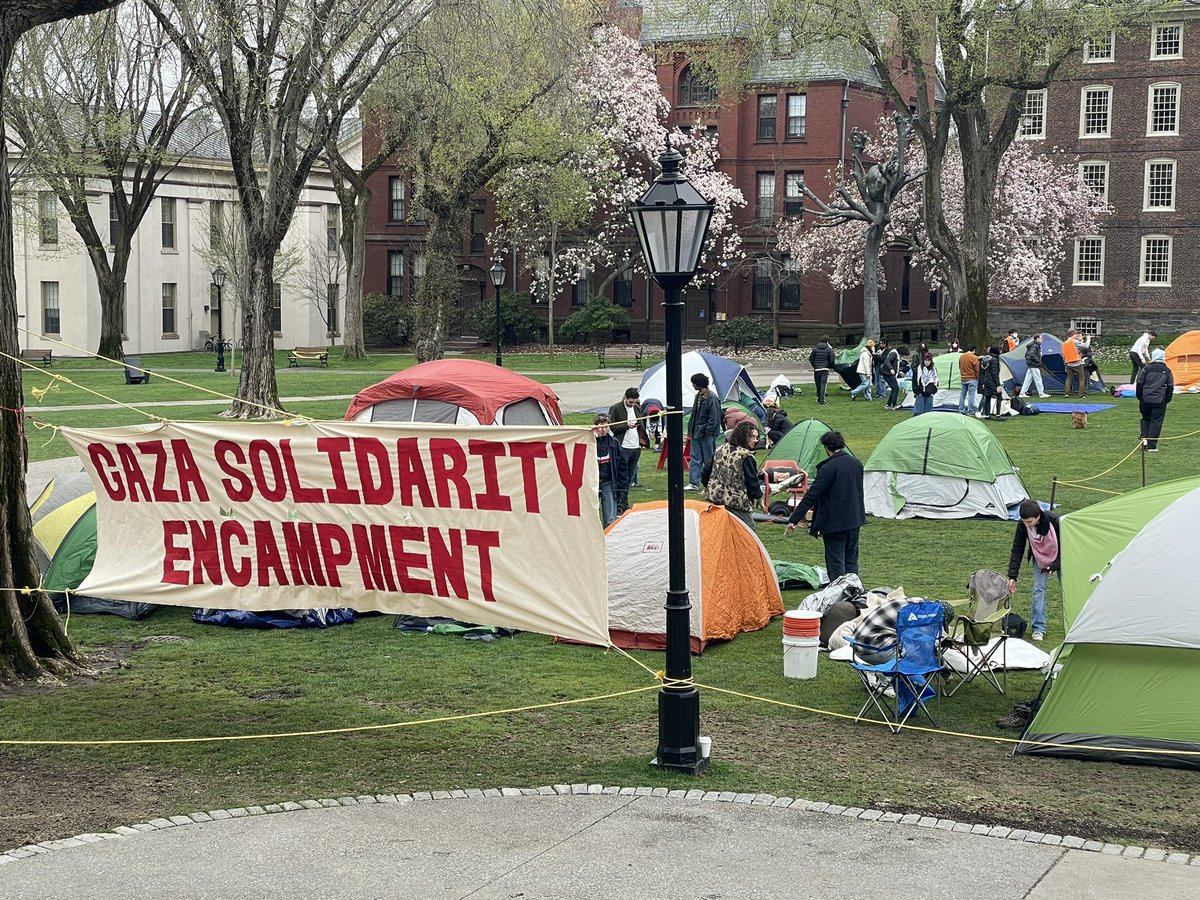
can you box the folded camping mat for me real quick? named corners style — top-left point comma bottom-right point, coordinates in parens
top-left (830, 637), bottom-right (1050, 671)
top-left (1032, 402), bottom-right (1117, 414)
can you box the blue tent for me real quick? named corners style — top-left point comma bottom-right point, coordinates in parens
top-left (1002, 333), bottom-right (1104, 395)
top-left (639, 351), bottom-right (766, 423)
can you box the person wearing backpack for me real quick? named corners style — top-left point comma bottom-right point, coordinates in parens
top-left (912, 352), bottom-right (938, 416)
top-left (977, 346), bottom-right (1003, 418)
top-left (1135, 348), bottom-right (1174, 451)
top-left (878, 340), bottom-right (902, 409)
top-left (808, 335), bottom-right (836, 405)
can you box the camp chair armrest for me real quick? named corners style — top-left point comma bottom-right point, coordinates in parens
top-left (843, 636), bottom-right (898, 655)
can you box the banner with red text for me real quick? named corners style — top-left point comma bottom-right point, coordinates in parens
top-left (62, 421), bottom-right (609, 646)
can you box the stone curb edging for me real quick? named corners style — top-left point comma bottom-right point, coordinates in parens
top-left (2, 786), bottom-right (1196, 867)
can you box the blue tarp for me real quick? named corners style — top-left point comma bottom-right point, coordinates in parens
top-left (192, 608), bottom-right (356, 629)
top-left (1002, 334), bottom-right (1105, 395)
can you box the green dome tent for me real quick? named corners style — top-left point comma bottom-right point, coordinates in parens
top-left (765, 417), bottom-right (833, 475)
top-left (863, 415), bottom-right (1027, 519)
top-left (1017, 477), bottom-right (1200, 770)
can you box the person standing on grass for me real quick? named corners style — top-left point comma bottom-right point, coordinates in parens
top-left (608, 387), bottom-right (647, 505)
top-left (850, 340), bottom-right (875, 400)
top-left (1008, 498), bottom-right (1060, 643)
top-left (1020, 333), bottom-right (1050, 398)
top-left (686, 373), bottom-right (721, 491)
top-left (912, 352), bottom-right (938, 416)
top-left (1062, 329), bottom-right (1089, 398)
top-left (785, 431), bottom-right (865, 579)
top-left (593, 414), bottom-right (627, 528)
top-left (958, 344), bottom-right (979, 415)
top-left (809, 335), bottom-right (835, 405)
top-left (1135, 348), bottom-right (1174, 452)
top-left (702, 420), bottom-right (763, 531)
top-left (1129, 329), bottom-right (1157, 384)
top-left (977, 346), bottom-right (1003, 418)
top-left (878, 340), bottom-right (901, 409)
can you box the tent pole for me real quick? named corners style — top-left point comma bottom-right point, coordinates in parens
top-left (1049, 477), bottom-right (1057, 510)
top-left (1141, 443), bottom-right (1147, 487)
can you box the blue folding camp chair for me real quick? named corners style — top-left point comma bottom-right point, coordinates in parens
top-left (846, 601), bottom-right (946, 734)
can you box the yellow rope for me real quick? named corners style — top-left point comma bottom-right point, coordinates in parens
top-left (1052, 483), bottom-right (1123, 496)
top-left (1056, 441), bottom-right (1141, 485)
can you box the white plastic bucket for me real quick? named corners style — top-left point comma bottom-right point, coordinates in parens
top-left (783, 636), bottom-right (819, 679)
top-left (697, 735), bottom-right (712, 759)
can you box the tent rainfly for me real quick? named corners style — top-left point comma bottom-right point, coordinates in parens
top-left (765, 417), bottom-right (834, 476)
top-left (1165, 330), bottom-right (1200, 390)
top-left (1002, 334), bottom-right (1104, 396)
top-left (639, 351), bottom-right (765, 424)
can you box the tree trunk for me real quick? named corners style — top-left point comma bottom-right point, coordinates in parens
top-left (862, 225), bottom-right (883, 340)
top-left (958, 257), bottom-right (991, 351)
top-left (0, 24), bottom-right (82, 683)
top-left (224, 244), bottom-right (281, 418)
top-left (338, 188), bottom-right (370, 361)
top-left (94, 246), bottom-right (128, 360)
top-left (412, 212), bottom-right (459, 362)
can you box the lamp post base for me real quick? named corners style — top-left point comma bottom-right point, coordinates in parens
top-left (651, 685), bottom-right (709, 775)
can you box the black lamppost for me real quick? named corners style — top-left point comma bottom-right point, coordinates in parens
top-left (212, 266), bottom-right (226, 373)
top-left (628, 145), bottom-right (714, 775)
top-left (489, 260), bottom-right (506, 367)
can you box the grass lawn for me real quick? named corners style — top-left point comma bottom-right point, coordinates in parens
top-left (4, 368), bottom-right (1200, 852)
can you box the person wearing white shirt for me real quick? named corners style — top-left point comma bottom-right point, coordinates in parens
top-left (1129, 330), bottom-right (1157, 383)
top-left (607, 387), bottom-right (647, 512)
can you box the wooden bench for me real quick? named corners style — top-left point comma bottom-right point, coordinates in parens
top-left (20, 348), bottom-right (52, 367)
top-left (123, 355), bottom-right (150, 385)
top-left (598, 345), bottom-right (644, 369)
top-left (287, 346), bottom-right (329, 368)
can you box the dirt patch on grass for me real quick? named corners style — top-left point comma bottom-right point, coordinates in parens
top-left (0, 643), bottom-right (135, 700)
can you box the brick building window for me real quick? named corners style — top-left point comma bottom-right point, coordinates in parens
top-left (1073, 237), bottom-right (1104, 285)
top-left (1079, 86), bottom-right (1112, 138)
top-left (613, 266), bottom-right (633, 307)
top-left (387, 250), bottom-right (404, 298)
top-left (1079, 161), bottom-right (1109, 205)
top-left (678, 65), bottom-right (716, 106)
top-left (755, 171), bottom-right (776, 224)
top-left (1019, 90), bottom-right (1046, 139)
top-left (1139, 236), bottom-right (1172, 286)
top-left (757, 95), bottom-right (777, 141)
top-left (785, 93), bottom-right (806, 139)
top-left (1144, 159), bottom-right (1176, 211)
top-left (784, 172), bottom-right (804, 218)
top-left (570, 262), bottom-right (588, 306)
top-left (1147, 83), bottom-right (1180, 135)
top-left (1084, 32), bottom-right (1115, 62)
top-left (388, 176), bottom-right (406, 222)
top-left (470, 208), bottom-right (486, 253)
top-left (779, 257), bottom-right (800, 310)
top-left (1152, 24), bottom-right (1182, 59)
top-left (751, 258), bottom-right (772, 310)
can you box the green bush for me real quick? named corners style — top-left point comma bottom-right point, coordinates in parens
top-left (560, 297), bottom-right (631, 343)
top-left (362, 293), bottom-right (413, 347)
top-left (463, 291), bottom-right (541, 344)
top-left (708, 317), bottom-right (773, 353)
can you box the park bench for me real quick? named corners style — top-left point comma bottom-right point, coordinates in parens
top-left (287, 346), bottom-right (329, 368)
top-left (20, 348), bottom-right (52, 367)
top-left (597, 345), bottom-right (645, 369)
top-left (123, 355), bottom-right (150, 385)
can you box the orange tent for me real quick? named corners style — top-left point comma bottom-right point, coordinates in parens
top-left (602, 500), bottom-right (783, 653)
top-left (1165, 330), bottom-right (1200, 389)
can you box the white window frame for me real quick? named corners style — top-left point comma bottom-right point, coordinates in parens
top-left (1139, 235), bottom-right (1172, 287)
top-left (1146, 82), bottom-right (1180, 136)
top-left (1073, 236), bottom-right (1105, 286)
top-left (1151, 23), bottom-right (1183, 60)
top-left (1079, 85), bottom-right (1113, 138)
top-left (1143, 159), bottom-right (1176, 212)
top-left (1018, 89), bottom-right (1047, 140)
top-left (1078, 160), bottom-right (1109, 206)
top-left (1084, 32), bottom-right (1115, 63)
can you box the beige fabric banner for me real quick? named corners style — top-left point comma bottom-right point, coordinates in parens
top-left (62, 421), bottom-right (609, 646)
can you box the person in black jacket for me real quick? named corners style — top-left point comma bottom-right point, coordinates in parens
top-left (687, 373), bottom-right (722, 490)
top-left (977, 346), bottom-right (1003, 418)
top-left (1007, 498), bottom-right (1060, 642)
top-left (766, 406), bottom-right (794, 446)
top-left (785, 431), bottom-right (866, 579)
top-left (1135, 348), bottom-right (1174, 452)
top-left (809, 335), bottom-right (836, 404)
top-left (1019, 334), bottom-right (1049, 398)
top-left (592, 414), bottom-right (628, 528)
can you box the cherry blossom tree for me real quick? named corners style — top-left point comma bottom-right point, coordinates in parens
top-left (779, 118), bottom-right (1106, 316)
top-left (490, 24), bottom-right (744, 350)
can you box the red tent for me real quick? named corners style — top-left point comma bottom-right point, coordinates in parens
top-left (345, 360), bottom-right (563, 425)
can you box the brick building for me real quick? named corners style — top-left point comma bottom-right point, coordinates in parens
top-left (993, 10), bottom-right (1200, 339)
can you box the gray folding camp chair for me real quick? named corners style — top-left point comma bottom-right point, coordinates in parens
top-left (944, 569), bottom-right (1010, 696)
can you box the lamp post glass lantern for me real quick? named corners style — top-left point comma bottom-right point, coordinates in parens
top-left (628, 146), bottom-right (714, 775)
top-left (211, 266), bottom-right (226, 373)
top-left (489, 261), bottom-right (506, 366)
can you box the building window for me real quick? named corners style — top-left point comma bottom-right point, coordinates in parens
top-left (757, 94), bottom-right (777, 141)
top-left (783, 172), bottom-right (804, 218)
top-left (388, 176), bottom-right (406, 222)
top-left (271, 283), bottom-right (282, 334)
top-left (109, 194), bottom-right (123, 247)
top-left (785, 93), bottom-right (806, 140)
top-left (39, 191), bottom-right (58, 245)
top-left (160, 197), bottom-right (175, 249)
top-left (1071, 316), bottom-right (1102, 338)
top-left (1140, 236), bottom-right (1172, 286)
top-left (751, 258), bottom-right (772, 310)
top-left (900, 256), bottom-right (911, 311)
top-left (613, 266), bottom-right (633, 307)
top-left (1147, 83), bottom-right (1180, 135)
top-left (1073, 237), bottom-right (1104, 285)
top-left (120, 283), bottom-right (128, 338)
top-left (570, 262), bottom-right (588, 306)
top-left (1079, 161), bottom-right (1109, 206)
top-left (41, 281), bottom-right (60, 334)
top-left (412, 254), bottom-right (425, 296)
top-left (387, 250), bottom-right (404, 298)
top-left (1079, 86), bottom-right (1112, 138)
top-left (1084, 32), bottom-right (1115, 62)
top-left (755, 171), bottom-right (776, 224)
top-left (412, 181), bottom-right (428, 223)
top-left (470, 208), bottom-right (486, 254)
top-left (703, 125), bottom-right (718, 143)
top-left (326, 283), bottom-right (339, 334)
top-left (928, 285), bottom-right (938, 312)
top-left (1019, 90), bottom-right (1046, 139)
top-left (161, 282), bottom-right (176, 335)
top-left (779, 257), bottom-right (800, 310)
top-left (678, 65), bottom-right (716, 107)
top-left (1152, 23), bottom-right (1182, 59)
top-left (1144, 159), bottom-right (1176, 211)
top-left (326, 204), bottom-right (339, 254)
top-left (209, 199), bottom-right (223, 250)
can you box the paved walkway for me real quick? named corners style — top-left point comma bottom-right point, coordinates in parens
top-left (1, 793), bottom-right (1197, 899)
